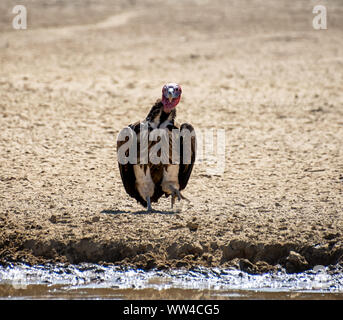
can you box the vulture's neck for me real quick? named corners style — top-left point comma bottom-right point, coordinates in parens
top-left (145, 100), bottom-right (176, 129)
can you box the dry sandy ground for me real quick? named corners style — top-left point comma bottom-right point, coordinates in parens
top-left (0, 0), bottom-right (343, 273)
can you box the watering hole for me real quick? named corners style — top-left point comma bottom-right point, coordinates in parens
top-left (1, 263), bottom-right (343, 300)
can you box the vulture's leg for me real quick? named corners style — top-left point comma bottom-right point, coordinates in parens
top-left (146, 196), bottom-right (152, 213)
top-left (169, 185), bottom-right (189, 209)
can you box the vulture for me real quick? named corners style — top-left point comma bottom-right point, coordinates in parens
top-left (117, 83), bottom-right (196, 212)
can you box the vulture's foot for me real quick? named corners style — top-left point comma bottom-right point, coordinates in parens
top-left (146, 196), bottom-right (153, 213)
top-left (170, 186), bottom-right (189, 209)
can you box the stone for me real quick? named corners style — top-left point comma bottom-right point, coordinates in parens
top-left (285, 251), bottom-right (309, 273)
top-left (239, 259), bottom-right (255, 273)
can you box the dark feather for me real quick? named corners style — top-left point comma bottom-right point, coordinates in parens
top-left (146, 99), bottom-right (176, 127)
top-left (117, 122), bottom-right (147, 207)
top-left (178, 123), bottom-right (196, 190)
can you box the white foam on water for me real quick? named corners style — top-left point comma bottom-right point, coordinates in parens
top-left (1, 263), bottom-right (343, 299)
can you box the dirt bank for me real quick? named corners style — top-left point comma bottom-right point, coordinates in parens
top-left (1, 0), bottom-right (343, 273)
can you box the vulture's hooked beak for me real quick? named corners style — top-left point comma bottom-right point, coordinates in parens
top-left (168, 88), bottom-right (174, 102)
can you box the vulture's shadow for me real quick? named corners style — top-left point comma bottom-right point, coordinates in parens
top-left (101, 209), bottom-right (176, 215)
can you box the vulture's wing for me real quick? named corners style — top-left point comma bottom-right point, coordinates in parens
top-left (117, 122), bottom-right (147, 207)
top-left (178, 123), bottom-right (196, 191)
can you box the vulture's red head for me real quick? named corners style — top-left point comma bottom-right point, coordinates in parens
top-left (161, 83), bottom-right (182, 113)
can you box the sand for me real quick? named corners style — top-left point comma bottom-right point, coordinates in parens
top-left (1, 0), bottom-right (343, 273)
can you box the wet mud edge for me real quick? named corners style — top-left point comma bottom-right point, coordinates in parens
top-left (1, 235), bottom-right (343, 274)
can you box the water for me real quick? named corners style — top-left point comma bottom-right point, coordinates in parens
top-left (1, 263), bottom-right (343, 299)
